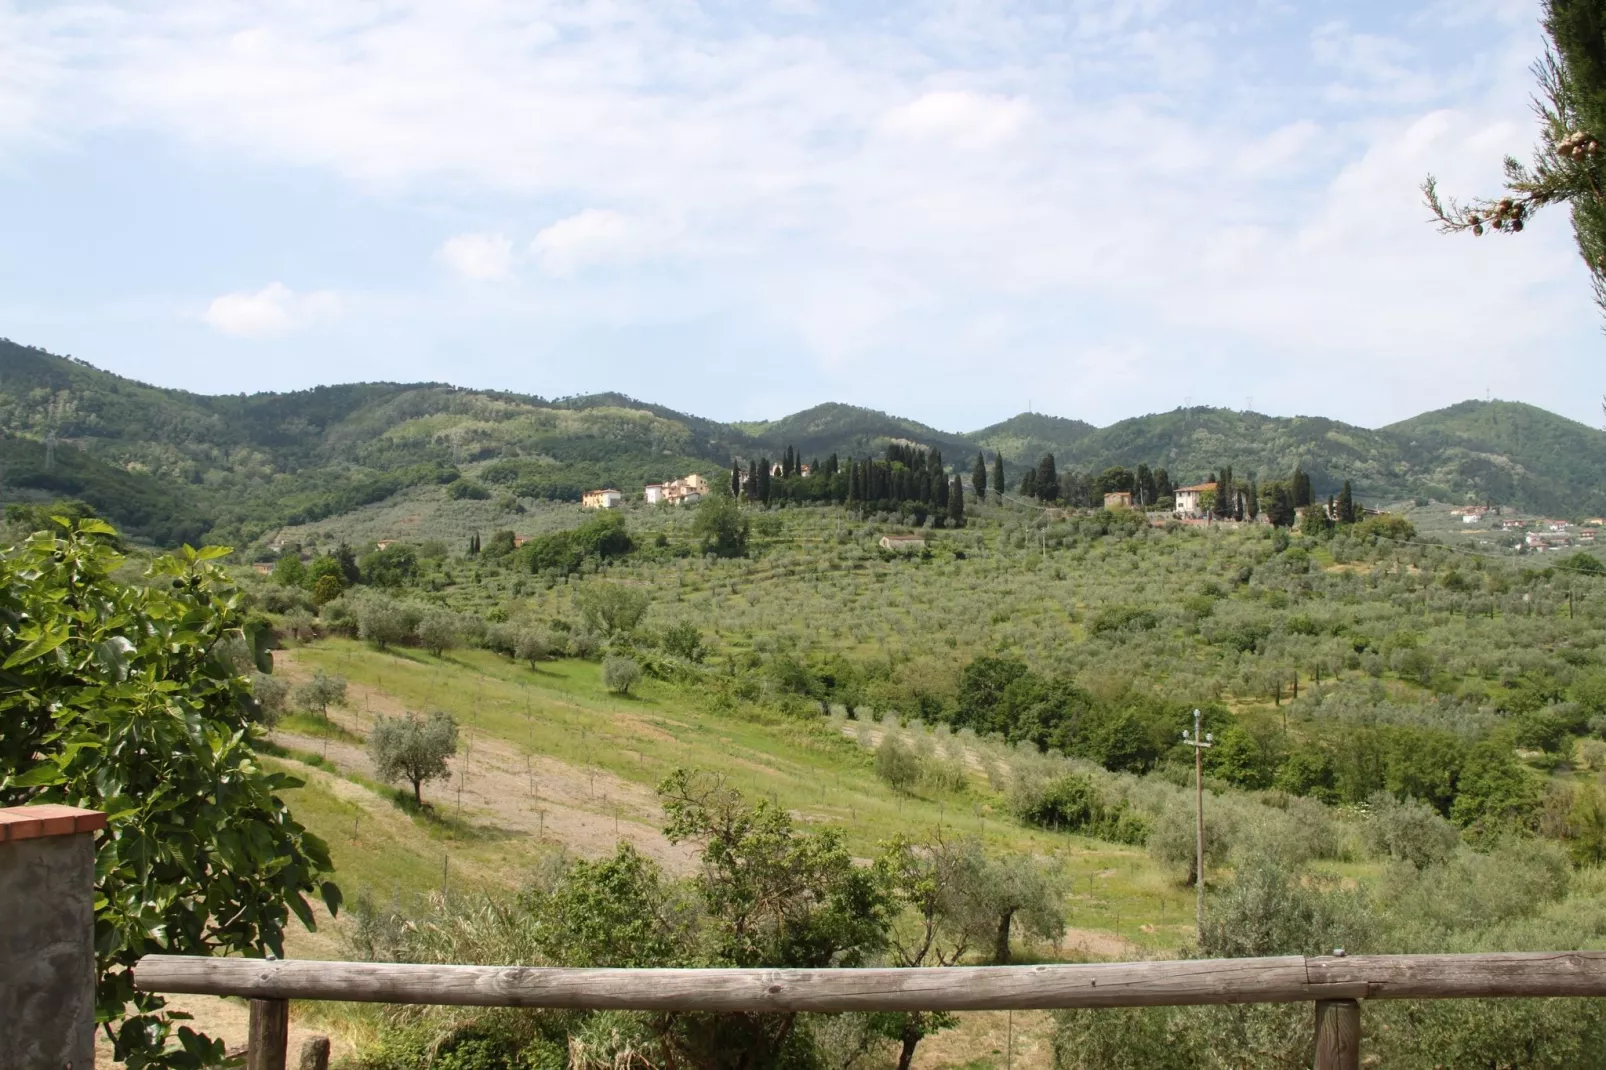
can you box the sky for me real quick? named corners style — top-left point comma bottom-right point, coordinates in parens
top-left (1, 0), bottom-right (1601, 433)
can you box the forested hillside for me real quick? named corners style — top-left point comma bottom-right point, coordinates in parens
top-left (3, 338), bottom-right (1604, 547)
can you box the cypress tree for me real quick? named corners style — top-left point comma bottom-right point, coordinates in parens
top-left (1036, 454), bottom-right (1059, 502)
top-left (1020, 468), bottom-right (1037, 497)
top-left (992, 454), bottom-right (1005, 503)
top-left (747, 458), bottom-right (759, 501)
top-left (1337, 480), bottom-right (1355, 524)
top-left (758, 459), bottom-right (772, 503)
top-left (1292, 465), bottom-right (1312, 507)
top-left (973, 453), bottom-right (988, 502)
top-left (1156, 467), bottom-right (1173, 501)
top-left (731, 459), bottom-right (741, 498)
top-left (948, 475), bottom-right (965, 526)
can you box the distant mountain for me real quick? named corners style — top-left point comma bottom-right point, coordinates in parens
top-left (737, 403), bottom-right (977, 462)
top-left (966, 413), bottom-right (1098, 467)
top-left (4, 337), bottom-right (1604, 547)
top-left (1380, 400), bottom-right (1606, 517)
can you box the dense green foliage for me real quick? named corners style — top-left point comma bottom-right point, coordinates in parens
top-left (0, 521), bottom-right (338, 1068)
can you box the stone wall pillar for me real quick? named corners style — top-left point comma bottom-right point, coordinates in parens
top-left (0, 804), bottom-right (106, 1070)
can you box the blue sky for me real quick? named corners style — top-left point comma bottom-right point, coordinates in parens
top-left (1, 0), bottom-right (1599, 432)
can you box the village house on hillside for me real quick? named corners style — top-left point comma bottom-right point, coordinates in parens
top-left (879, 534), bottom-right (926, 552)
top-left (582, 488), bottom-right (623, 509)
top-left (644, 473), bottom-right (709, 506)
top-left (1174, 482), bottom-right (1216, 518)
top-left (1103, 491), bottom-right (1134, 510)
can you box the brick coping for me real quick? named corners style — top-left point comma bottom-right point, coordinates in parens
top-left (0, 804), bottom-right (107, 842)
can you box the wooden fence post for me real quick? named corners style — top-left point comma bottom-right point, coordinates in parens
top-left (1314, 998), bottom-right (1360, 1070)
top-left (247, 998), bottom-right (290, 1070)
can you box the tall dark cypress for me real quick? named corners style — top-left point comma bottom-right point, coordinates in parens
top-left (1337, 480), bottom-right (1355, 524)
top-left (758, 459), bottom-right (771, 503)
top-left (973, 453), bottom-right (988, 502)
top-left (731, 459), bottom-right (741, 498)
top-left (747, 458), bottom-right (759, 501)
top-left (1036, 453), bottom-right (1058, 502)
top-left (992, 454), bottom-right (1005, 502)
top-left (948, 475), bottom-right (965, 526)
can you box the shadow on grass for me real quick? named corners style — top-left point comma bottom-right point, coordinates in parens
top-left (279, 711), bottom-right (364, 743)
top-left (388, 787), bottom-right (521, 843)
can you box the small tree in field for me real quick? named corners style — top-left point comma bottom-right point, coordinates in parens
top-left (603, 655), bottom-right (642, 695)
top-left (876, 734), bottom-right (922, 794)
top-left (370, 711), bottom-right (459, 805)
top-left (292, 668), bottom-right (347, 719)
top-left (415, 611), bottom-right (459, 657)
top-left (515, 628), bottom-right (552, 668)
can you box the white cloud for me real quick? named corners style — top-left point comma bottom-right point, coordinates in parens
top-left (203, 283), bottom-right (339, 339)
top-left (531, 210), bottom-right (642, 277)
top-left (880, 91), bottom-right (1030, 148)
top-left (3, 1), bottom-right (1597, 425)
top-left (438, 231), bottom-right (514, 280)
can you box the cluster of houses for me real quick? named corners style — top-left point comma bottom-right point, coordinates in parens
top-left (1452, 506), bottom-right (1603, 552)
top-left (582, 473), bottom-right (711, 510)
top-left (1520, 519), bottom-right (1601, 552)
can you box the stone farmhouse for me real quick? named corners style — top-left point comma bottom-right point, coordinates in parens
top-left (582, 488), bottom-right (623, 509)
top-left (1174, 482), bottom-right (1216, 518)
top-left (644, 473), bottom-right (710, 506)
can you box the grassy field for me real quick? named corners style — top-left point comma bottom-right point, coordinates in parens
top-left (220, 496), bottom-right (1606, 1068)
top-left (273, 638), bottom-right (1197, 956)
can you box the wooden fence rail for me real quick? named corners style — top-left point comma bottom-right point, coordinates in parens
top-left (133, 951), bottom-right (1606, 1070)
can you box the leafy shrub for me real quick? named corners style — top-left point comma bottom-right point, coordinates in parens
top-left (0, 522), bottom-right (339, 1068)
top-left (1362, 792), bottom-right (1459, 868)
top-left (446, 479), bottom-right (491, 500)
top-left (662, 621), bottom-right (705, 662)
top-left (1011, 772), bottom-right (1148, 844)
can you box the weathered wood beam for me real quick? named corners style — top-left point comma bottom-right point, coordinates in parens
top-left (246, 998), bottom-right (289, 1070)
top-left (132, 952), bottom-right (1606, 1012)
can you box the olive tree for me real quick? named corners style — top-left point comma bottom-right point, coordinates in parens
top-left (369, 711), bottom-right (459, 805)
top-left (514, 628), bottom-right (552, 668)
top-left (602, 654), bottom-right (642, 695)
top-left (291, 668), bottom-right (347, 719)
top-left (249, 672), bottom-right (290, 728)
top-left (576, 582), bottom-right (650, 636)
top-left (415, 611), bottom-right (460, 657)
top-left (875, 734), bottom-right (922, 794)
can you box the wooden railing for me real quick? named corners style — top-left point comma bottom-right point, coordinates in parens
top-left (134, 951), bottom-right (1606, 1070)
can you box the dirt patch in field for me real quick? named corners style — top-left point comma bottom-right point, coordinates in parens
top-left (270, 653), bottom-right (697, 875)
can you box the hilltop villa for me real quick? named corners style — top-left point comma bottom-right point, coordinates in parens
top-left (1174, 482), bottom-right (1216, 518)
top-left (582, 488), bottom-right (623, 509)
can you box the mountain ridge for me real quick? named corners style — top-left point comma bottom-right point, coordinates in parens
top-left (4, 338), bottom-right (1603, 545)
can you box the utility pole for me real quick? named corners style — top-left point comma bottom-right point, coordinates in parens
top-left (1182, 708), bottom-right (1213, 936)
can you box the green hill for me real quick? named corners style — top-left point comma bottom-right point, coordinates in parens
top-left (966, 412), bottom-right (1097, 471)
top-left (1381, 400), bottom-right (1606, 516)
top-left (738, 402), bottom-right (977, 461)
top-left (6, 337), bottom-right (1606, 546)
